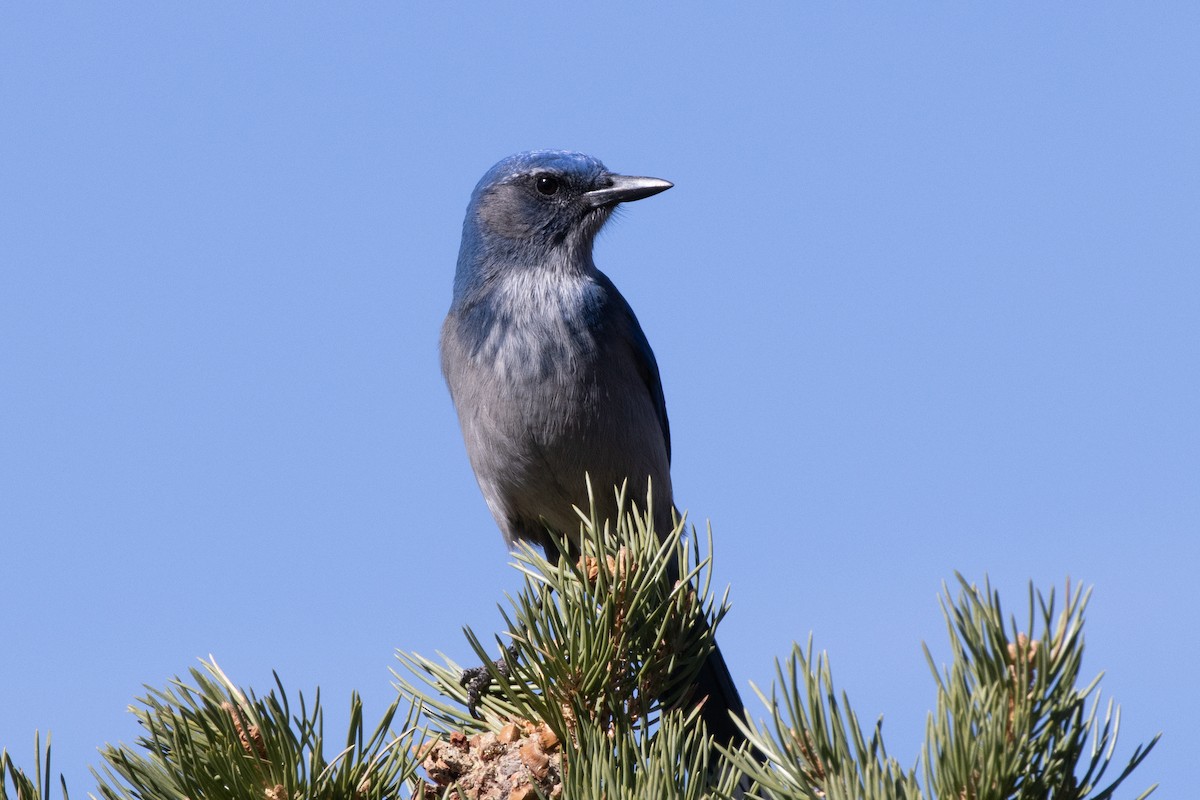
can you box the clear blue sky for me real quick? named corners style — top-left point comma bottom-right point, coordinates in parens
top-left (2, 4), bottom-right (1195, 795)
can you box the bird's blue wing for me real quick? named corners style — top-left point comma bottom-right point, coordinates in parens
top-left (598, 273), bottom-right (671, 464)
top-left (631, 315), bottom-right (671, 464)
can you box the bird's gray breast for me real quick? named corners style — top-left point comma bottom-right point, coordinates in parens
top-left (442, 270), bottom-right (668, 543)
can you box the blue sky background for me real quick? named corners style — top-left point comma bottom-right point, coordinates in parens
top-left (2, 4), bottom-right (1195, 795)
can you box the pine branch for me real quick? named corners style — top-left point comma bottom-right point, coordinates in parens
top-left (1, 733), bottom-right (69, 800)
top-left (394, 482), bottom-right (743, 797)
top-left (921, 576), bottom-right (1159, 800)
top-left (723, 575), bottom-right (1159, 800)
top-left (2, 486), bottom-right (1160, 800)
top-left (91, 659), bottom-right (422, 800)
top-left (726, 638), bottom-right (921, 800)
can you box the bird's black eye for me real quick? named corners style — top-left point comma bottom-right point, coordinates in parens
top-left (534, 174), bottom-right (561, 196)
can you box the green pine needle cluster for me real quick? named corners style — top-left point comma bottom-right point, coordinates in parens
top-left (395, 483), bottom-right (745, 797)
top-left (398, 483), bottom-right (723, 738)
top-left (728, 577), bottom-right (1158, 800)
top-left (2, 488), bottom-right (1158, 799)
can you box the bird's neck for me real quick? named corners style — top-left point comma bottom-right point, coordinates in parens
top-left (474, 256), bottom-right (600, 321)
top-left (453, 234), bottom-right (597, 309)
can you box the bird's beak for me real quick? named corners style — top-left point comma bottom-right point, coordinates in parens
top-left (583, 174), bottom-right (673, 208)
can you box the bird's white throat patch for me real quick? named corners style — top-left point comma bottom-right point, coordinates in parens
top-left (479, 268), bottom-right (601, 380)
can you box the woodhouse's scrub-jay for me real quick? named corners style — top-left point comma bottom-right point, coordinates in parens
top-left (440, 150), bottom-right (745, 745)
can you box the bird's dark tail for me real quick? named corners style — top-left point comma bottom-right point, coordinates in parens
top-left (693, 638), bottom-right (747, 748)
top-left (654, 505), bottom-right (748, 749)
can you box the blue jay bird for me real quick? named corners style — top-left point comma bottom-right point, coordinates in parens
top-left (440, 150), bottom-right (745, 746)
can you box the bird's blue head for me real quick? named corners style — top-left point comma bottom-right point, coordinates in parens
top-left (453, 150), bottom-right (672, 302)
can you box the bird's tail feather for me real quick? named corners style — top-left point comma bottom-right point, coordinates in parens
top-left (693, 639), bottom-right (747, 748)
top-left (656, 513), bottom-right (747, 748)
